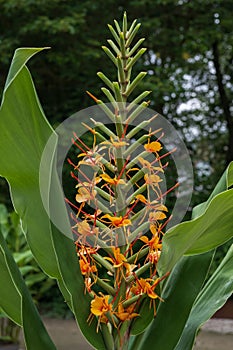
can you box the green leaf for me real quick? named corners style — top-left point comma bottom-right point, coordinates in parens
top-left (175, 244), bottom-right (233, 350)
top-left (0, 230), bottom-right (57, 349)
top-left (25, 272), bottom-right (46, 287)
top-left (0, 204), bottom-right (8, 225)
top-left (130, 298), bottom-right (154, 336)
top-left (133, 252), bottom-right (214, 350)
top-left (13, 250), bottom-right (33, 264)
top-left (132, 164), bottom-right (232, 350)
top-left (0, 204), bottom-right (10, 239)
top-left (192, 161), bottom-right (233, 218)
top-left (0, 48), bottom-right (105, 349)
top-left (19, 265), bottom-right (38, 276)
top-left (0, 48), bottom-right (60, 277)
top-left (158, 188), bottom-right (233, 276)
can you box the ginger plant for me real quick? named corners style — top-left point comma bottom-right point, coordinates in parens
top-left (0, 11), bottom-right (233, 350)
top-left (67, 13), bottom-right (177, 349)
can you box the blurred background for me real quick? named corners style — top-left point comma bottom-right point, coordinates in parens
top-left (0, 0), bottom-right (232, 324)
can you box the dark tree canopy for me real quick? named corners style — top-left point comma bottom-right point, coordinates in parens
top-left (0, 0), bottom-right (232, 207)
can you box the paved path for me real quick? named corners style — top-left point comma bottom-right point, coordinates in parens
top-left (17, 318), bottom-right (233, 350)
top-left (194, 319), bottom-right (233, 350)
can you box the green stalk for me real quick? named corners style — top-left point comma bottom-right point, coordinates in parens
top-left (123, 12), bottom-right (127, 38)
top-left (108, 39), bottom-right (121, 55)
top-left (94, 186), bottom-right (112, 202)
top-left (122, 294), bottom-right (143, 308)
top-left (114, 19), bottom-right (121, 34)
top-left (126, 23), bottom-right (141, 47)
top-left (125, 151), bottom-right (151, 170)
top-left (101, 324), bottom-right (115, 350)
top-left (93, 253), bottom-right (114, 273)
top-left (125, 170), bottom-right (146, 191)
top-left (126, 115), bottom-right (159, 139)
top-left (124, 72), bottom-right (147, 97)
top-left (125, 101), bottom-right (149, 124)
top-left (119, 32), bottom-right (126, 59)
top-left (101, 87), bottom-right (118, 110)
top-left (125, 48), bottom-right (147, 71)
top-left (127, 184), bottom-right (147, 205)
top-left (97, 72), bottom-right (114, 91)
top-left (124, 134), bottom-right (148, 157)
top-left (102, 46), bottom-right (117, 66)
top-left (126, 262), bottom-right (152, 283)
top-left (90, 119), bottom-right (117, 138)
top-left (129, 222), bottom-right (150, 241)
top-left (128, 38), bottom-right (145, 56)
top-left (126, 19), bottom-right (138, 39)
top-left (108, 24), bottom-right (120, 44)
top-left (127, 90), bottom-right (152, 112)
top-left (127, 247), bottom-right (149, 264)
top-left (97, 100), bottom-right (116, 122)
top-left (91, 273), bottom-right (116, 295)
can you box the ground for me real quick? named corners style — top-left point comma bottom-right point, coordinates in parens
top-left (0, 300), bottom-right (232, 350)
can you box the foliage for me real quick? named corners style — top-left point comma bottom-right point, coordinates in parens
top-left (0, 204), bottom-right (55, 344)
top-left (0, 204), bottom-right (55, 299)
top-left (0, 0), bottom-right (232, 208)
top-left (0, 12), bottom-right (232, 350)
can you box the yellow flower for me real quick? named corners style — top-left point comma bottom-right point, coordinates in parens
top-left (79, 256), bottom-right (97, 276)
top-left (135, 194), bottom-right (149, 204)
top-left (103, 136), bottom-right (128, 148)
top-left (140, 232), bottom-right (162, 264)
top-left (138, 157), bottom-right (163, 172)
top-left (140, 234), bottom-right (162, 251)
top-left (75, 186), bottom-right (97, 203)
top-left (131, 278), bottom-right (160, 299)
top-left (100, 173), bottom-right (126, 186)
top-left (144, 173), bottom-right (162, 185)
top-left (91, 295), bottom-right (112, 316)
top-left (105, 247), bottom-right (131, 270)
top-left (144, 141), bottom-right (162, 153)
top-left (100, 214), bottom-right (131, 227)
top-left (149, 211), bottom-right (167, 221)
top-left (115, 303), bottom-right (139, 321)
top-left (74, 220), bottom-right (99, 239)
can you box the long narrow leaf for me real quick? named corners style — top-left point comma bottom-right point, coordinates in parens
top-left (158, 188), bottom-right (233, 276)
top-left (175, 244), bottom-right (233, 350)
top-left (0, 230), bottom-right (57, 350)
top-left (0, 48), bottom-right (105, 349)
top-left (132, 252), bottom-right (214, 350)
top-left (192, 161), bottom-right (233, 218)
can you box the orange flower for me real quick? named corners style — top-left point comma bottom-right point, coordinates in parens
top-left (131, 278), bottom-right (160, 299)
top-left (75, 185), bottom-right (97, 203)
top-left (115, 303), bottom-right (139, 321)
top-left (74, 220), bottom-right (99, 241)
top-left (144, 141), bottom-right (162, 153)
top-left (144, 173), bottom-right (162, 185)
top-left (100, 214), bottom-right (131, 227)
top-left (105, 247), bottom-right (131, 270)
top-left (148, 250), bottom-right (161, 264)
top-left (103, 136), bottom-right (128, 148)
top-left (135, 194), bottom-right (151, 204)
top-left (140, 232), bottom-right (162, 264)
top-left (149, 211), bottom-right (167, 221)
top-left (100, 173), bottom-right (126, 186)
top-left (140, 234), bottom-right (162, 251)
top-left (91, 294), bottom-right (112, 316)
top-left (138, 157), bottom-right (163, 172)
top-left (79, 256), bottom-right (97, 276)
